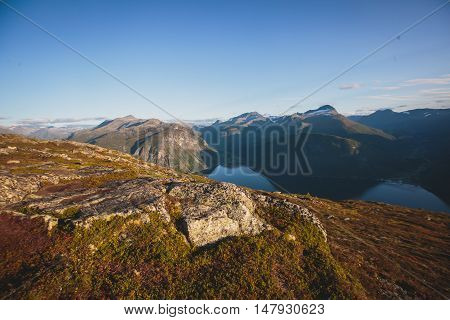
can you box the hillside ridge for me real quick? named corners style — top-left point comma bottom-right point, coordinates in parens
top-left (0, 134), bottom-right (448, 299)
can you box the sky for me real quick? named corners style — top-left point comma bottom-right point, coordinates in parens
top-left (0, 0), bottom-right (449, 126)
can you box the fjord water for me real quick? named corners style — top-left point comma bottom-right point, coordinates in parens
top-left (208, 165), bottom-right (278, 192)
top-left (207, 166), bottom-right (450, 213)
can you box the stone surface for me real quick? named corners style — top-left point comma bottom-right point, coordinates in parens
top-left (169, 182), bottom-right (269, 246)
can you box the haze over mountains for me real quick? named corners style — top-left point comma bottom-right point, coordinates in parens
top-left (0, 125), bottom-right (92, 140)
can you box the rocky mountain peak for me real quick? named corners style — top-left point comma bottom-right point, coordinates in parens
top-left (304, 105), bottom-right (337, 116)
top-left (69, 115), bottom-right (213, 172)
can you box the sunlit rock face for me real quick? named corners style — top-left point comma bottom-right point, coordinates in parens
top-left (168, 182), bottom-right (269, 246)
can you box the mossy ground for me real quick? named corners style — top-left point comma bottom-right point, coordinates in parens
top-left (0, 206), bottom-right (364, 299)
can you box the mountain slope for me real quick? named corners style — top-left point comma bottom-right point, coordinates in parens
top-left (349, 108), bottom-right (450, 138)
top-left (0, 127), bottom-right (14, 135)
top-left (276, 105), bottom-right (393, 140)
top-left (28, 127), bottom-right (81, 140)
top-left (69, 115), bottom-right (213, 172)
top-left (0, 134), bottom-right (448, 299)
top-left (3, 125), bottom-right (90, 140)
top-left (206, 106), bottom-right (393, 140)
top-left (350, 108), bottom-right (450, 202)
top-left (201, 106), bottom-right (396, 178)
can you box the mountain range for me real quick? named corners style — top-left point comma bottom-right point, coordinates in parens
top-left (350, 108), bottom-right (450, 203)
top-left (200, 106), bottom-right (397, 175)
top-left (2, 106), bottom-right (449, 202)
top-left (203, 105), bottom-right (392, 139)
top-left (0, 107), bottom-right (449, 299)
top-left (1, 125), bottom-right (90, 140)
top-left (349, 108), bottom-right (450, 138)
top-left (199, 106), bottom-right (450, 203)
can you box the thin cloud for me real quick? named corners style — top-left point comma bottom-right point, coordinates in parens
top-left (339, 83), bottom-right (361, 90)
top-left (391, 105), bottom-right (413, 111)
top-left (376, 86), bottom-right (401, 91)
top-left (366, 84), bottom-right (450, 104)
top-left (420, 88), bottom-right (450, 97)
top-left (367, 95), bottom-right (416, 101)
top-left (403, 75), bottom-right (450, 86)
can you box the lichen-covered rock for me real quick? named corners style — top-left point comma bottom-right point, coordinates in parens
top-left (0, 173), bottom-right (79, 206)
top-left (5, 173), bottom-right (327, 247)
top-left (168, 182), bottom-right (269, 246)
top-left (11, 178), bottom-right (172, 224)
top-left (0, 174), bottom-right (60, 205)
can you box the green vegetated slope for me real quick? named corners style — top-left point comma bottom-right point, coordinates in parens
top-left (0, 134), bottom-right (448, 299)
top-left (1, 212), bottom-right (360, 299)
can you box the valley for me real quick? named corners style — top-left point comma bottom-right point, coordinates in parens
top-left (200, 106), bottom-right (450, 207)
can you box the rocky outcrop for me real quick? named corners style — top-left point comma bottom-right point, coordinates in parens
top-left (0, 134), bottom-right (325, 248)
top-left (7, 176), bottom-right (325, 246)
top-left (0, 173), bottom-right (64, 205)
top-left (168, 182), bottom-right (270, 246)
top-left (11, 178), bottom-right (169, 223)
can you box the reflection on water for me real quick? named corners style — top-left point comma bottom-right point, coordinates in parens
top-left (207, 166), bottom-right (450, 213)
top-left (359, 182), bottom-right (450, 213)
top-left (207, 165), bottom-right (277, 192)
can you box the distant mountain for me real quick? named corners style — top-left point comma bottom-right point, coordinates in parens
top-left (276, 105), bottom-right (393, 140)
top-left (200, 106), bottom-right (449, 203)
top-left (0, 126), bottom-right (14, 134)
top-left (28, 126), bottom-right (84, 140)
top-left (68, 115), bottom-right (214, 172)
top-left (206, 106), bottom-right (393, 140)
top-left (200, 106), bottom-right (397, 179)
top-left (6, 126), bottom-right (37, 136)
top-left (176, 117), bottom-right (225, 129)
top-left (349, 108), bottom-right (450, 138)
top-left (350, 108), bottom-right (450, 202)
top-left (207, 111), bottom-right (269, 133)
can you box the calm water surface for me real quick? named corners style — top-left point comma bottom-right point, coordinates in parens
top-left (207, 166), bottom-right (450, 213)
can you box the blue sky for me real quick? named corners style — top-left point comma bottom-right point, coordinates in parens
top-left (0, 0), bottom-right (449, 126)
